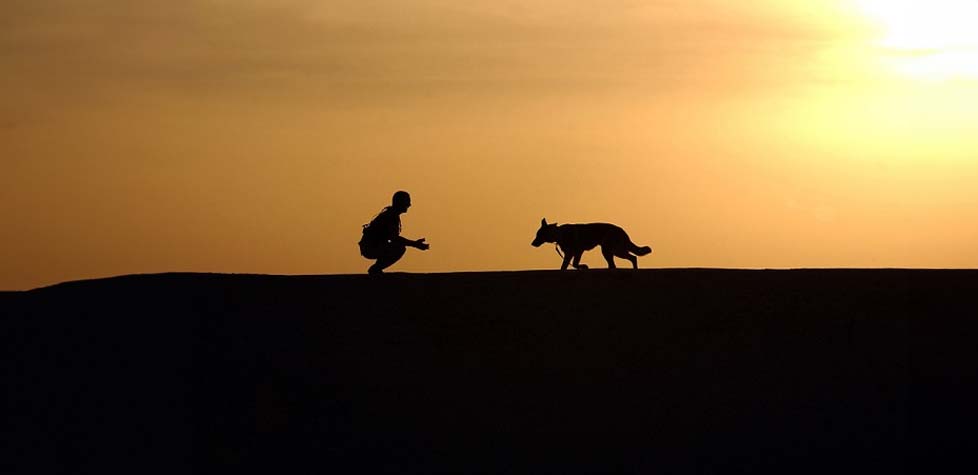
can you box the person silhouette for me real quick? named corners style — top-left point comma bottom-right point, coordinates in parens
top-left (359, 191), bottom-right (430, 274)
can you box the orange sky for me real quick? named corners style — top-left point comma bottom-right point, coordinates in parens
top-left (3, 0), bottom-right (978, 289)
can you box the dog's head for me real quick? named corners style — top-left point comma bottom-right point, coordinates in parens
top-left (531, 218), bottom-right (558, 247)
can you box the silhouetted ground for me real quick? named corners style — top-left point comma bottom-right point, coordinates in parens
top-left (3, 269), bottom-right (971, 473)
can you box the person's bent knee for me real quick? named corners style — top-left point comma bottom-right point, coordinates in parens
top-left (388, 243), bottom-right (407, 260)
top-left (377, 243), bottom-right (406, 262)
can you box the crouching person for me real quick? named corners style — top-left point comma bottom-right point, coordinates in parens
top-left (359, 190), bottom-right (429, 274)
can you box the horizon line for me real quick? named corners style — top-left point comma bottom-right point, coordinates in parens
top-left (8, 266), bottom-right (978, 292)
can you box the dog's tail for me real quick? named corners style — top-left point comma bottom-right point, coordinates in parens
top-left (631, 242), bottom-right (653, 256)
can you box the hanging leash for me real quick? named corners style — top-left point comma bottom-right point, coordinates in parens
top-left (554, 243), bottom-right (564, 259)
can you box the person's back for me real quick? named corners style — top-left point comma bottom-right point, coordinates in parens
top-left (359, 191), bottom-right (429, 274)
top-left (359, 207), bottom-right (400, 257)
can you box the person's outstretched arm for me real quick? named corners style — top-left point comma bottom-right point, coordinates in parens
top-left (396, 236), bottom-right (429, 250)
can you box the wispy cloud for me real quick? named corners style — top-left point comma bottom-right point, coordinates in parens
top-left (0, 0), bottom-right (859, 105)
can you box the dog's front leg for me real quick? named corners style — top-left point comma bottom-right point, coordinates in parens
top-left (560, 253), bottom-right (572, 270)
top-left (572, 253), bottom-right (588, 270)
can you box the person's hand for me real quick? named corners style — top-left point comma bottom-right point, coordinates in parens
top-left (415, 238), bottom-right (430, 250)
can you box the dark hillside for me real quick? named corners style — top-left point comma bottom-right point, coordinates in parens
top-left (4, 269), bottom-right (971, 473)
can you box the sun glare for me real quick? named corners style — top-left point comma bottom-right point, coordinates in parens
top-left (856, 0), bottom-right (978, 79)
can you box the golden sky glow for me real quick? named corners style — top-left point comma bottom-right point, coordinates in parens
top-left (2, 1), bottom-right (977, 289)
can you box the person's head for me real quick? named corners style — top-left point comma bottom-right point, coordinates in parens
top-left (391, 190), bottom-right (411, 213)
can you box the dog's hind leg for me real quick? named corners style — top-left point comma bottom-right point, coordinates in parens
top-left (602, 247), bottom-right (617, 269)
top-left (615, 249), bottom-right (638, 269)
top-left (626, 254), bottom-right (638, 269)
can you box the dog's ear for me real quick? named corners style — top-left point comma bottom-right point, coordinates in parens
top-left (541, 218), bottom-right (547, 227)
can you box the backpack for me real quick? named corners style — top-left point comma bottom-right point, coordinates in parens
top-left (360, 219), bottom-right (380, 245)
top-left (359, 208), bottom-right (396, 246)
